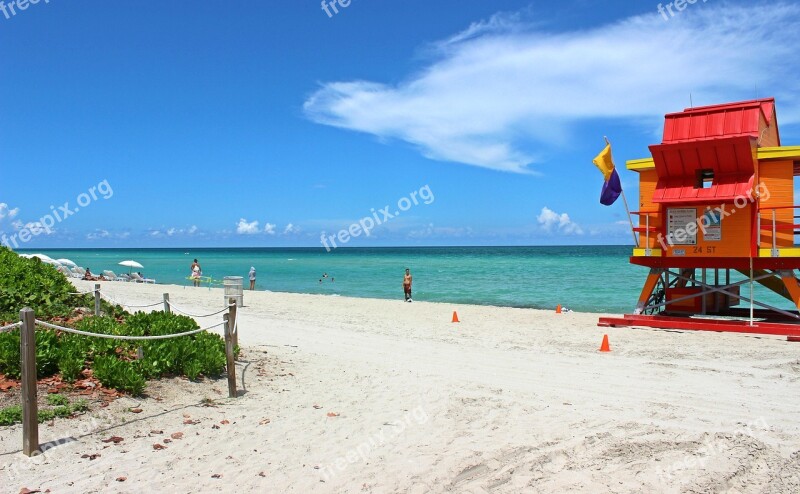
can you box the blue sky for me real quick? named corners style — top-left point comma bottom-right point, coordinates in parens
top-left (1, 0), bottom-right (799, 248)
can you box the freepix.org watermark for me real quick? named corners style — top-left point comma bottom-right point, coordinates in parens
top-left (1, 179), bottom-right (114, 249)
top-left (657, 0), bottom-right (709, 21)
top-left (0, 0), bottom-right (50, 20)
top-left (655, 182), bottom-right (769, 250)
top-left (320, 184), bottom-right (435, 252)
top-left (2, 409), bottom-right (114, 482)
top-left (655, 417), bottom-right (769, 482)
top-left (320, 405), bottom-right (429, 481)
top-left (320, 0), bottom-right (352, 18)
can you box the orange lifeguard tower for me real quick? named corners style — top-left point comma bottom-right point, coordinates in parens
top-left (599, 98), bottom-right (800, 336)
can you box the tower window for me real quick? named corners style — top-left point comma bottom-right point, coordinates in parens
top-left (695, 169), bottom-right (714, 189)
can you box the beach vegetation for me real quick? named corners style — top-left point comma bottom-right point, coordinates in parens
top-left (0, 247), bottom-right (227, 397)
top-left (0, 396), bottom-right (90, 426)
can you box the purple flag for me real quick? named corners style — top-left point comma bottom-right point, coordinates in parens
top-left (600, 168), bottom-right (622, 206)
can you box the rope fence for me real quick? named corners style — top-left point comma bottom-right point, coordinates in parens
top-left (0, 321), bottom-right (22, 333)
top-left (98, 290), bottom-right (163, 309)
top-left (10, 290), bottom-right (245, 457)
top-left (35, 320), bottom-right (225, 340)
top-left (69, 290), bottom-right (97, 296)
top-left (166, 299), bottom-right (234, 318)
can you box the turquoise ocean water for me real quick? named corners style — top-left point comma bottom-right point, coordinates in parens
top-left (21, 246), bottom-right (642, 313)
top-left (20, 246), bottom-right (793, 314)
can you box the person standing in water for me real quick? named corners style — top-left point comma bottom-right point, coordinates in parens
top-left (191, 259), bottom-right (202, 287)
top-left (403, 268), bottom-right (413, 302)
top-left (249, 266), bottom-right (256, 290)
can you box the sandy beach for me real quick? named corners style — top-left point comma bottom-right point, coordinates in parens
top-left (1, 280), bottom-right (799, 493)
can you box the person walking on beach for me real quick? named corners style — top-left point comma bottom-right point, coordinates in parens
top-left (249, 266), bottom-right (256, 290)
top-left (403, 268), bottom-right (413, 302)
top-left (191, 259), bottom-right (202, 287)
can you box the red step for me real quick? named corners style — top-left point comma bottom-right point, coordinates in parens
top-left (598, 314), bottom-right (800, 337)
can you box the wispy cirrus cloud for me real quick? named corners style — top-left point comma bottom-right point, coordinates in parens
top-left (304, 3), bottom-right (800, 173)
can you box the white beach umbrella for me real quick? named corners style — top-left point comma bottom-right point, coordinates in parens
top-left (28, 254), bottom-right (60, 265)
top-left (56, 258), bottom-right (78, 267)
top-left (118, 260), bottom-right (144, 274)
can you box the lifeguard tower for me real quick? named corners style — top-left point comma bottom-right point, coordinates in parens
top-left (599, 98), bottom-right (800, 336)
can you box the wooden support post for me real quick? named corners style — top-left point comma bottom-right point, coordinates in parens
top-left (163, 293), bottom-right (170, 313)
top-left (94, 283), bottom-right (101, 316)
top-left (20, 308), bottom-right (39, 457)
top-left (229, 297), bottom-right (238, 355)
top-left (223, 314), bottom-right (236, 398)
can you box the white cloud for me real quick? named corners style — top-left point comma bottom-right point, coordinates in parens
top-left (283, 223), bottom-right (299, 235)
top-left (537, 207), bottom-right (583, 235)
top-left (188, 225), bottom-right (198, 235)
top-left (18, 221), bottom-right (54, 236)
top-left (264, 223), bottom-right (276, 235)
top-left (304, 4), bottom-right (800, 173)
top-left (166, 228), bottom-right (178, 236)
top-left (0, 203), bottom-right (19, 221)
top-left (87, 229), bottom-right (110, 240)
top-left (236, 218), bottom-right (260, 235)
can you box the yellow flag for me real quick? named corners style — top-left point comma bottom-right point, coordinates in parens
top-left (593, 143), bottom-right (615, 181)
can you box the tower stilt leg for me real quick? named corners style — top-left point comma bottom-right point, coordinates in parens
top-left (634, 269), bottom-right (663, 314)
top-left (778, 270), bottom-right (800, 311)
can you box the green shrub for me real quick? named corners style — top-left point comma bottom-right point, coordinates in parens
top-left (37, 408), bottom-right (55, 422)
top-left (0, 247), bottom-right (90, 321)
top-left (35, 329), bottom-right (60, 378)
top-left (0, 405), bottom-right (22, 426)
top-left (93, 355), bottom-right (146, 396)
top-left (0, 248), bottom-right (228, 395)
top-left (75, 316), bottom-right (133, 358)
top-left (0, 397), bottom-right (90, 426)
top-left (0, 329), bottom-right (20, 378)
top-left (46, 394), bottom-right (70, 407)
top-left (72, 399), bottom-right (89, 412)
top-left (58, 334), bottom-right (86, 382)
top-left (129, 312), bottom-right (225, 379)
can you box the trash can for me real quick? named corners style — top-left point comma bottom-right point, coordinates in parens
top-left (223, 276), bottom-right (244, 308)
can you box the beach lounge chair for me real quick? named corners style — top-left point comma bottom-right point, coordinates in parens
top-left (102, 270), bottom-right (128, 282)
top-left (69, 267), bottom-right (86, 279)
top-left (130, 272), bottom-right (156, 284)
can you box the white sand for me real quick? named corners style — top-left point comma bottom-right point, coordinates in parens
top-left (1, 279), bottom-right (799, 493)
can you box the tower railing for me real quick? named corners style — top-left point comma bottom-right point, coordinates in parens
top-left (758, 205), bottom-right (800, 257)
top-left (631, 210), bottom-right (660, 256)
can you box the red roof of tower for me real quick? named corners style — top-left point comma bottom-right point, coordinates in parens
top-left (662, 98), bottom-right (779, 145)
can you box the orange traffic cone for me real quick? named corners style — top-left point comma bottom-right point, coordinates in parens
top-left (452, 311), bottom-right (460, 323)
top-left (599, 334), bottom-right (611, 352)
top-left (556, 304), bottom-right (562, 314)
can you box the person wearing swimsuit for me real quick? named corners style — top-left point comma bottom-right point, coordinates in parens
top-left (191, 259), bottom-right (202, 287)
top-left (403, 268), bottom-right (413, 302)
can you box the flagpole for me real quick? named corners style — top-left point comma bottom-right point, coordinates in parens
top-left (605, 137), bottom-right (640, 248)
top-left (749, 255), bottom-right (754, 326)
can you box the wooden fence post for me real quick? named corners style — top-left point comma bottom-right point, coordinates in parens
top-left (163, 293), bottom-right (170, 313)
top-left (94, 283), bottom-right (101, 316)
top-left (229, 297), bottom-right (238, 355)
top-left (223, 313), bottom-right (236, 398)
top-left (20, 308), bottom-right (39, 457)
